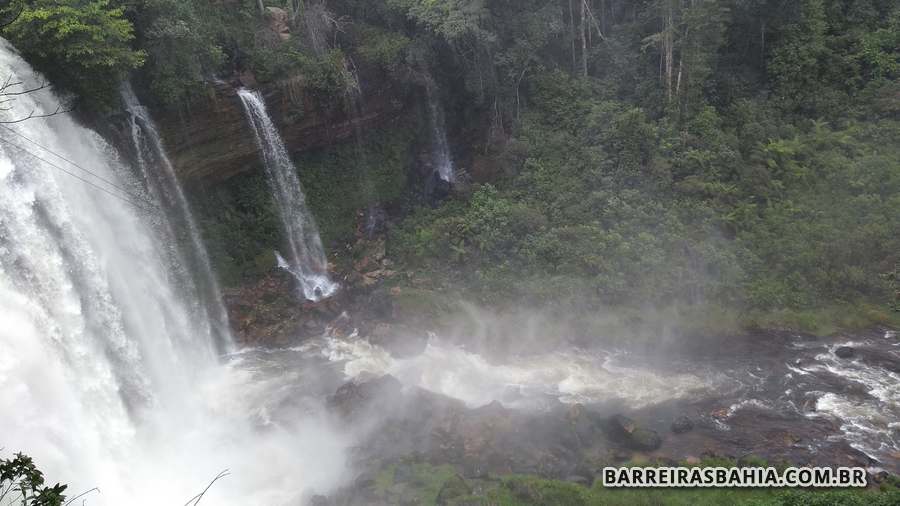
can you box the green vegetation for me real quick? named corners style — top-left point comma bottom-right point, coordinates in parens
top-left (368, 457), bottom-right (900, 506)
top-left (369, 460), bottom-right (900, 506)
top-left (0, 0), bottom-right (144, 108)
top-left (381, 0), bottom-right (900, 333)
top-left (0, 453), bottom-right (66, 506)
top-left (1, 0), bottom-right (895, 332)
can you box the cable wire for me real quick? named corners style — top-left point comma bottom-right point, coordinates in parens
top-left (0, 133), bottom-right (158, 212)
top-left (0, 124), bottom-right (152, 205)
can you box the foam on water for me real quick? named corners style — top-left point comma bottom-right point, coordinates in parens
top-left (318, 334), bottom-right (712, 409)
top-left (797, 341), bottom-right (900, 464)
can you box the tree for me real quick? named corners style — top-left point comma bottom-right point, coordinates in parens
top-left (0, 453), bottom-right (67, 506)
top-left (0, 0), bottom-right (145, 108)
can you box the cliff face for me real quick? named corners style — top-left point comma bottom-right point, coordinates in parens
top-left (154, 76), bottom-right (409, 184)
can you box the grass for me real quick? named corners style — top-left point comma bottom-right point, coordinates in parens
top-left (368, 461), bottom-right (900, 506)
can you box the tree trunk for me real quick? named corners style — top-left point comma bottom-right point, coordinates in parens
top-left (569, 0), bottom-right (577, 74)
top-left (663, 0), bottom-right (675, 102)
top-left (580, 0), bottom-right (588, 77)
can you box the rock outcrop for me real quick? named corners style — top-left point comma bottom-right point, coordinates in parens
top-left (153, 74), bottom-right (409, 184)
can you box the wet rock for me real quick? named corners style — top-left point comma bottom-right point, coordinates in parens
top-left (326, 311), bottom-right (353, 338)
top-left (870, 470), bottom-right (890, 484)
top-left (366, 288), bottom-right (394, 319)
top-left (309, 495), bottom-right (330, 506)
top-left (238, 70), bottom-right (257, 88)
top-left (426, 170), bottom-right (452, 205)
top-left (609, 414), bottom-right (637, 434)
top-left (671, 416), bottom-right (694, 434)
top-left (436, 474), bottom-right (471, 505)
top-left (630, 428), bottom-right (663, 451)
top-left (835, 346), bottom-right (855, 358)
top-left (361, 205), bottom-right (388, 239)
top-left (328, 375), bottom-right (404, 419)
top-left (353, 471), bottom-right (375, 490)
top-left (606, 414), bottom-right (662, 451)
top-left (265, 7), bottom-right (291, 41)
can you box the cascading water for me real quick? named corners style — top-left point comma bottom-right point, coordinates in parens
top-left (121, 83), bottom-right (233, 352)
top-left (424, 76), bottom-right (455, 183)
top-left (0, 40), bottom-right (346, 504)
top-left (237, 89), bottom-right (337, 301)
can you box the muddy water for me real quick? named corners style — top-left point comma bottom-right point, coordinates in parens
top-left (229, 327), bottom-right (899, 475)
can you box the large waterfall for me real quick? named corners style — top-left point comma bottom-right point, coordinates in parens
top-left (0, 40), bottom-right (345, 504)
top-left (237, 89), bottom-right (337, 301)
top-left (121, 84), bottom-right (233, 352)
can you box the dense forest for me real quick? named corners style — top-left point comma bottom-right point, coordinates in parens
top-left (2, 0), bottom-right (898, 334)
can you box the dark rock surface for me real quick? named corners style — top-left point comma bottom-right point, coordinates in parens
top-left (671, 415), bottom-right (694, 434)
top-left (835, 345), bottom-right (855, 358)
top-left (153, 76), bottom-right (410, 184)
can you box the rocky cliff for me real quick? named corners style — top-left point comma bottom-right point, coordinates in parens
top-left (153, 75), bottom-right (409, 184)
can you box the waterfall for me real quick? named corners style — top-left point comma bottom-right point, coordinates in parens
top-left (424, 77), bottom-right (455, 183)
top-left (237, 89), bottom-right (337, 301)
top-left (121, 83), bottom-right (233, 352)
top-left (0, 40), bottom-right (345, 504)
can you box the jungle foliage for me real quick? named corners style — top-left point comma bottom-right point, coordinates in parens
top-left (2, 0), bottom-right (897, 327)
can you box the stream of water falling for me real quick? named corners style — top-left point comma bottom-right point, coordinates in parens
top-left (237, 89), bottom-right (337, 301)
top-left (121, 84), bottom-right (233, 352)
top-left (0, 40), bottom-right (346, 504)
top-left (424, 77), bottom-right (454, 183)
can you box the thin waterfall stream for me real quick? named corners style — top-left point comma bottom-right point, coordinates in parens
top-left (237, 88), bottom-right (337, 302)
top-left (424, 76), bottom-right (455, 183)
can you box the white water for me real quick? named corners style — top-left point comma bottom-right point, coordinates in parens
top-left (237, 89), bottom-right (337, 301)
top-left (314, 333), bottom-right (712, 410)
top-left (803, 342), bottom-right (900, 462)
top-left (424, 77), bottom-right (455, 183)
top-left (0, 41), bottom-right (346, 504)
top-left (121, 83), bottom-right (233, 351)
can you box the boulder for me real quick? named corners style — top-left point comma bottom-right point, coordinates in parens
top-left (629, 428), bottom-right (663, 451)
top-left (265, 6), bottom-right (291, 41)
top-left (609, 414), bottom-right (637, 434)
top-left (835, 346), bottom-right (855, 359)
top-left (671, 415), bottom-right (694, 434)
top-left (606, 414), bottom-right (662, 451)
top-left (328, 375), bottom-right (404, 419)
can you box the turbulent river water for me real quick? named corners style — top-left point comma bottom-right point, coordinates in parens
top-left (234, 326), bottom-right (900, 476)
